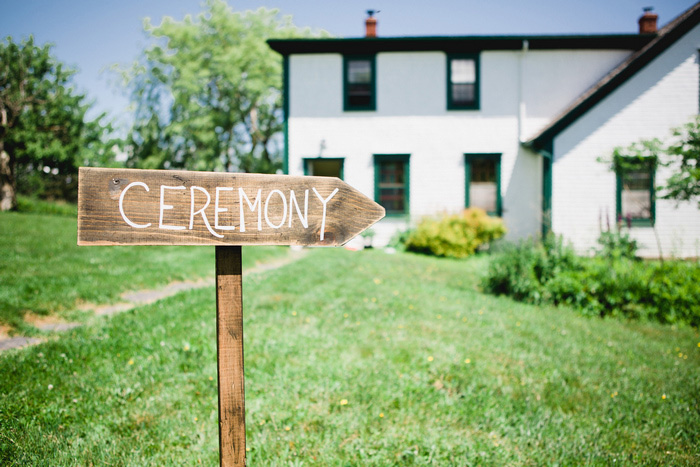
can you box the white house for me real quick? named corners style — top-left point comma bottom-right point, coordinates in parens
top-left (268, 4), bottom-right (700, 257)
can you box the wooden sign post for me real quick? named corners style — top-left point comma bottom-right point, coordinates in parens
top-left (77, 167), bottom-right (384, 466)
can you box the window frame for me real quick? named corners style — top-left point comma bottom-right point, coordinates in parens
top-left (343, 54), bottom-right (376, 112)
top-left (616, 159), bottom-right (656, 227)
top-left (465, 153), bottom-right (501, 216)
top-left (447, 53), bottom-right (480, 111)
top-left (374, 154), bottom-right (410, 217)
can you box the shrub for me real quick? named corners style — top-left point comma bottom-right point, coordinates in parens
top-left (596, 229), bottom-right (638, 260)
top-left (387, 228), bottom-right (413, 251)
top-left (483, 235), bottom-right (580, 303)
top-left (483, 236), bottom-right (700, 327)
top-left (15, 196), bottom-right (78, 217)
top-left (405, 209), bottom-right (506, 258)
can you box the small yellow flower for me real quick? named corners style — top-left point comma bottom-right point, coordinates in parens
top-left (437, 314), bottom-right (442, 319)
top-left (194, 417), bottom-right (198, 422)
top-left (427, 356), bottom-right (434, 362)
top-left (379, 413), bottom-right (384, 418)
top-left (462, 317), bottom-right (467, 322)
top-left (371, 297), bottom-right (377, 302)
top-left (662, 394), bottom-right (667, 400)
top-left (209, 376), bottom-right (214, 381)
top-left (246, 447), bottom-right (251, 452)
top-left (409, 305), bottom-right (414, 310)
top-left (478, 310), bottom-right (484, 315)
top-left (259, 420), bottom-right (266, 425)
top-left (373, 278), bottom-right (381, 285)
top-left (340, 399), bottom-right (348, 406)
top-left (305, 318), bottom-right (311, 323)
top-left (516, 322), bottom-right (521, 327)
top-left (292, 311), bottom-right (297, 316)
top-left (128, 359), bottom-right (134, 365)
top-left (284, 426), bottom-right (291, 431)
top-left (184, 344), bottom-right (190, 351)
top-left (393, 290), bottom-right (399, 296)
top-left (464, 359), bottom-right (471, 364)
top-left (697, 342), bottom-right (700, 348)
top-left (398, 324), bottom-right (404, 329)
top-left (343, 313), bottom-right (349, 318)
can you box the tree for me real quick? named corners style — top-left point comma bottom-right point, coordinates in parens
top-left (659, 116), bottom-right (700, 208)
top-left (122, 0), bottom-right (324, 173)
top-left (0, 36), bottom-right (115, 210)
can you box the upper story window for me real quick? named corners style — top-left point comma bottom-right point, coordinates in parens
top-left (344, 55), bottom-right (376, 111)
top-left (448, 54), bottom-right (479, 110)
top-left (616, 158), bottom-right (655, 226)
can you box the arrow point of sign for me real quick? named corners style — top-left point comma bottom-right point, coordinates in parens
top-left (322, 177), bottom-right (385, 246)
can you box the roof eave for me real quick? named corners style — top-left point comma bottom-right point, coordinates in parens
top-left (527, 3), bottom-right (700, 150)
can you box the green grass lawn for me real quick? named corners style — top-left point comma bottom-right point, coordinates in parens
top-left (0, 211), bottom-right (287, 333)
top-left (1, 247), bottom-right (699, 465)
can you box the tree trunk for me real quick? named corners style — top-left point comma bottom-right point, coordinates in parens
top-left (0, 140), bottom-right (17, 211)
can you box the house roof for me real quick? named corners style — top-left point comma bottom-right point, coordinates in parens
top-left (527, 2), bottom-right (700, 150)
top-left (267, 34), bottom-right (651, 56)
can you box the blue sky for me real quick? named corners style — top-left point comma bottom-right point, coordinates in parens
top-left (2, 0), bottom-right (697, 132)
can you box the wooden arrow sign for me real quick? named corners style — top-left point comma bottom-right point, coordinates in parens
top-left (78, 167), bottom-right (385, 467)
top-left (78, 167), bottom-right (385, 246)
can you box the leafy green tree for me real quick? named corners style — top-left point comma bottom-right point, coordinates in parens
top-left (122, 0), bottom-right (323, 173)
top-left (0, 36), bottom-right (114, 210)
top-left (659, 117), bottom-right (700, 207)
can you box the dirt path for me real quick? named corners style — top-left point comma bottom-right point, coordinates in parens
top-left (0, 248), bottom-right (307, 352)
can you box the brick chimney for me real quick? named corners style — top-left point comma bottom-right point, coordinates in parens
top-left (365, 10), bottom-right (378, 38)
top-left (638, 7), bottom-right (658, 34)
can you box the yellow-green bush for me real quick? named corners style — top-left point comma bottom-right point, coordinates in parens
top-left (405, 208), bottom-right (506, 258)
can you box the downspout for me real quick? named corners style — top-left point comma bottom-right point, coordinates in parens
top-left (518, 40), bottom-right (529, 142)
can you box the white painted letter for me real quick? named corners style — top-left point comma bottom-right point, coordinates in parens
top-left (312, 187), bottom-right (339, 241)
top-left (119, 181), bottom-right (151, 229)
top-left (159, 185), bottom-right (186, 230)
top-left (214, 187), bottom-right (236, 231)
top-left (264, 189), bottom-right (288, 229)
top-left (189, 186), bottom-right (223, 238)
top-left (239, 188), bottom-right (262, 232)
top-left (288, 189), bottom-right (309, 228)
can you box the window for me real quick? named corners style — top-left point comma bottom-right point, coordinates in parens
top-left (465, 154), bottom-right (501, 216)
top-left (448, 54), bottom-right (479, 110)
top-left (374, 154), bottom-right (410, 215)
top-left (616, 159), bottom-right (655, 226)
top-left (303, 158), bottom-right (344, 179)
top-left (344, 55), bottom-right (376, 111)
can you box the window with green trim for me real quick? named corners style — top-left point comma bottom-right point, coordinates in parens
top-left (465, 154), bottom-right (501, 216)
top-left (344, 55), bottom-right (375, 111)
top-left (303, 158), bottom-right (344, 179)
top-left (616, 159), bottom-right (655, 226)
top-left (374, 154), bottom-right (410, 215)
top-left (448, 54), bottom-right (479, 110)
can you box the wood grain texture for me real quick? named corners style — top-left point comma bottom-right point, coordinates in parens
top-left (216, 246), bottom-right (246, 467)
top-left (78, 167), bottom-right (385, 246)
